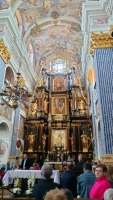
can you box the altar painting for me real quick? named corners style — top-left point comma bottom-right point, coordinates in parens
top-left (52, 96), bottom-right (67, 115)
top-left (51, 129), bottom-right (68, 151)
top-left (53, 77), bottom-right (65, 91)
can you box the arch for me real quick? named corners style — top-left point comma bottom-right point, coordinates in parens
top-left (0, 122), bottom-right (10, 142)
top-left (5, 66), bottom-right (14, 87)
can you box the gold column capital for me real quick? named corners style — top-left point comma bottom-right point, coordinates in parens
top-left (87, 69), bottom-right (92, 83)
top-left (90, 25), bottom-right (113, 57)
top-left (0, 39), bottom-right (11, 63)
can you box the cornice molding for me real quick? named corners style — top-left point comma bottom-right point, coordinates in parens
top-left (0, 39), bottom-right (11, 63)
top-left (90, 25), bottom-right (113, 57)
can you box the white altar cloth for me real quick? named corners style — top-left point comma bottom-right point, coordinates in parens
top-left (3, 170), bottom-right (60, 186)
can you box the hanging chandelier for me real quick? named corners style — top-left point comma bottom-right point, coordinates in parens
top-left (0, 72), bottom-right (32, 108)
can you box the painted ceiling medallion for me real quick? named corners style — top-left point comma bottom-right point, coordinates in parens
top-left (52, 12), bottom-right (59, 19)
top-left (71, 23), bottom-right (81, 32)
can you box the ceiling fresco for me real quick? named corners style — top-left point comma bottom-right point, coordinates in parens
top-left (31, 25), bottom-right (82, 61)
top-left (18, 0), bottom-right (84, 31)
top-left (16, 0), bottom-right (84, 76)
top-left (1, 0), bottom-right (100, 76)
top-left (0, 0), bottom-right (10, 9)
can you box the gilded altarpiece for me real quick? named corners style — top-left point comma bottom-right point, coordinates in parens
top-left (23, 69), bottom-right (93, 163)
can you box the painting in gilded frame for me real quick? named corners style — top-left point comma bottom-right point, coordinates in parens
top-left (53, 77), bottom-right (65, 91)
top-left (50, 129), bottom-right (68, 151)
top-left (52, 96), bottom-right (67, 115)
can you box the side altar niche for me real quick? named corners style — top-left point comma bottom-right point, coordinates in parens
top-left (24, 68), bottom-right (93, 162)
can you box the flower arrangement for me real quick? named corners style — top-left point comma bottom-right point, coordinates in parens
top-left (25, 173), bottom-right (36, 196)
top-left (13, 177), bottom-right (22, 195)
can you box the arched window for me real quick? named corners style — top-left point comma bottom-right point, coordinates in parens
top-left (52, 59), bottom-right (66, 73)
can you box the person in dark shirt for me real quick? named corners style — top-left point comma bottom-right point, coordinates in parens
top-left (61, 164), bottom-right (77, 198)
top-left (33, 165), bottom-right (60, 200)
top-left (20, 154), bottom-right (31, 170)
top-left (76, 154), bottom-right (84, 167)
top-left (52, 163), bottom-right (56, 170)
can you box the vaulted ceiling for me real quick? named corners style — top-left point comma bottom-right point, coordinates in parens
top-left (1, 0), bottom-right (96, 77)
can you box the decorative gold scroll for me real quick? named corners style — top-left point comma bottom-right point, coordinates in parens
top-left (87, 69), bottom-right (92, 83)
top-left (0, 39), bottom-right (11, 63)
top-left (90, 25), bottom-right (113, 57)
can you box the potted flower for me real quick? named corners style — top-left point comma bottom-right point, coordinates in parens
top-left (25, 173), bottom-right (36, 197)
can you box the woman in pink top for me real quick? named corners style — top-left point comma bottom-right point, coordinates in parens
top-left (90, 164), bottom-right (112, 199)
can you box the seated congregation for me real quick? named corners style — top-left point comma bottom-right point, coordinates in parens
top-left (1, 155), bottom-right (113, 200)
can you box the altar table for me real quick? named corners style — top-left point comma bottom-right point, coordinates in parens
top-left (3, 170), bottom-right (60, 186)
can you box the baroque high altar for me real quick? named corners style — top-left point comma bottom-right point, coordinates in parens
top-left (24, 68), bottom-right (93, 162)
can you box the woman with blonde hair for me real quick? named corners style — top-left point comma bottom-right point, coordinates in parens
top-left (106, 165), bottom-right (113, 187)
top-left (44, 188), bottom-right (66, 200)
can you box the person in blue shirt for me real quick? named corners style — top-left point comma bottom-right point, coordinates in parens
top-left (5, 161), bottom-right (10, 173)
top-left (77, 162), bottom-right (96, 198)
top-left (52, 164), bottom-right (56, 170)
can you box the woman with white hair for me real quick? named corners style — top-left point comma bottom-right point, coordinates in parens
top-left (104, 188), bottom-right (113, 200)
top-left (33, 165), bottom-right (60, 200)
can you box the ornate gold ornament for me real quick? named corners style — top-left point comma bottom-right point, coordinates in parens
top-left (90, 26), bottom-right (113, 57)
top-left (75, 77), bottom-right (80, 85)
top-left (11, 102), bottom-right (18, 108)
top-left (30, 24), bottom-right (40, 37)
top-left (0, 39), bottom-right (11, 63)
top-left (37, 78), bottom-right (42, 87)
top-left (87, 69), bottom-right (92, 83)
top-left (18, 74), bottom-right (25, 88)
top-left (20, 103), bottom-right (26, 111)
